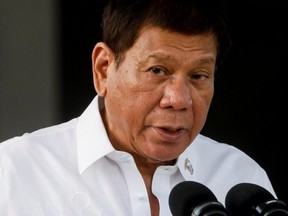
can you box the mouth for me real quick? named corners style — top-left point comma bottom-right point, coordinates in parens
top-left (162, 127), bottom-right (182, 133)
top-left (153, 126), bottom-right (186, 142)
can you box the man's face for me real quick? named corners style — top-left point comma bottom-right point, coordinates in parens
top-left (96, 26), bottom-right (217, 163)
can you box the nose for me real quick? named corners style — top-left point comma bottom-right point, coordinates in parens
top-left (160, 78), bottom-right (192, 110)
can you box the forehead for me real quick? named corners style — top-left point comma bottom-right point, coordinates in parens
top-left (129, 26), bottom-right (218, 63)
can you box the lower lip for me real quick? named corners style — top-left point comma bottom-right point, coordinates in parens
top-left (153, 127), bottom-right (185, 142)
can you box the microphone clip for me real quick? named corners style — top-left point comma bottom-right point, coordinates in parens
top-left (254, 199), bottom-right (288, 215)
top-left (192, 201), bottom-right (229, 216)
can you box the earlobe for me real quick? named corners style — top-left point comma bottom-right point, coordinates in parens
top-left (91, 42), bottom-right (113, 96)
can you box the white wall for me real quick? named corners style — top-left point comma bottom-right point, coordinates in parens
top-left (0, 0), bottom-right (59, 142)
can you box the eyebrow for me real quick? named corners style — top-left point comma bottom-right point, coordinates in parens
top-left (137, 53), bottom-right (178, 68)
top-left (197, 57), bottom-right (216, 65)
top-left (146, 53), bottom-right (178, 63)
top-left (146, 52), bottom-right (216, 65)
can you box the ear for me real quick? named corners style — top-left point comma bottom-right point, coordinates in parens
top-left (91, 42), bottom-right (114, 96)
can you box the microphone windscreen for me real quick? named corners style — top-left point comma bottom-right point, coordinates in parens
top-left (225, 182), bottom-right (275, 216)
top-left (169, 181), bottom-right (217, 216)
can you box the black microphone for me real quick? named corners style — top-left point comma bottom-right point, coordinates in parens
top-left (169, 181), bottom-right (229, 216)
top-left (225, 182), bottom-right (288, 216)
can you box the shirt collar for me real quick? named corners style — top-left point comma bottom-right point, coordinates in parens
top-left (77, 95), bottom-right (201, 178)
top-left (176, 144), bottom-right (196, 181)
top-left (77, 95), bottom-right (115, 174)
top-left (176, 135), bottom-right (204, 181)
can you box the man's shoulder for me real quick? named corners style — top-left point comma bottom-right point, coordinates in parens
top-left (0, 118), bottom-right (79, 160)
top-left (192, 134), bottom-right (257, 165)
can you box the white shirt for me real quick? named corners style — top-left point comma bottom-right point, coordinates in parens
top-left (0, 96), bottom-right (276, 216)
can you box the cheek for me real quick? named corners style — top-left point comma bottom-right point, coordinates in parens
top-left (105, 65), bottom-right (163, 126)
top-left (193, 89), bottom-right (214, 122)
top-left (105, 82), bottom-right (153, 127)
top-left (198, 86), bottom-right (214, 106)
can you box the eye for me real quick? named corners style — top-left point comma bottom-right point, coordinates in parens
top-left (149, 66), bottom-right (166, 75)
top-left (191, 73), bottom-right (209, 81)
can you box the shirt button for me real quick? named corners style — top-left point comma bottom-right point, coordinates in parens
top-left (137, 194), bottom-right (146, 201)
top-left (160, 167), bottom-right (171, 173)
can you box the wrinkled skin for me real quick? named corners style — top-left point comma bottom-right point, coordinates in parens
top-left (92, 26), bottom-right (217, 215)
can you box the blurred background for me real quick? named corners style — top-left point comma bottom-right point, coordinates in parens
top-left (1, 0), bottom-right (287, 205)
